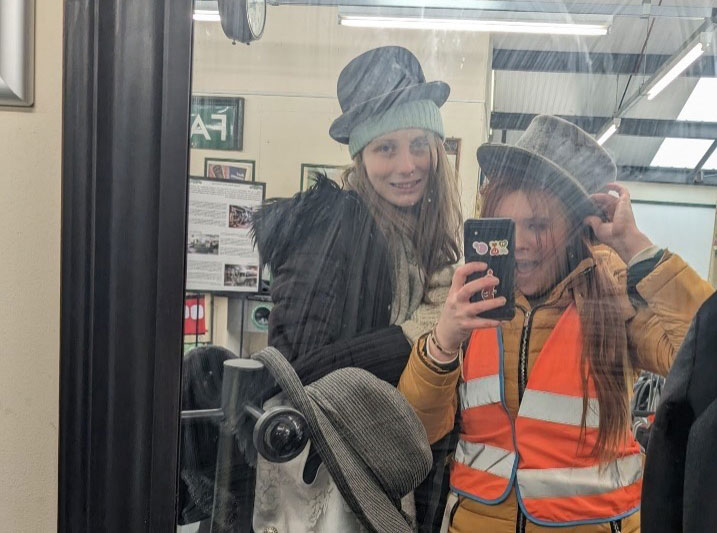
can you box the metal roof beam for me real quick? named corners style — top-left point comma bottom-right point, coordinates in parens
top-left (619, 165), bottom-right (717, 186)
top-left (690, 140), bottom-right (717, 183)
top-left (492, 49), bottom-right (717, 77)
top-left (491, 112), bottom-right (717, 140)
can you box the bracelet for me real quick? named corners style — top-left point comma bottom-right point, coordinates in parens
top-left (425, 335), bottom-right (460, 367)
top-left (429, 325), bottom-right (461, 358)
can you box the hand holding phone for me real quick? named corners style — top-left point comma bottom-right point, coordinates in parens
top-left (432, 262), bottom-right (507, 356)
top-left (464, 218), bottom-right (516, 321)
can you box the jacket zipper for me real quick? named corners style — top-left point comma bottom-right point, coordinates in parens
top-left (518, 307), bottom-right (533, 404)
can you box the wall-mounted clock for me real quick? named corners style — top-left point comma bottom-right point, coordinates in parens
top-left (218, 0), bottom-right (266, 44)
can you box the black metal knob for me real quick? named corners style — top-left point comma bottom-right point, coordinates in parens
top-left (246, 405), bottom-right (309, 463)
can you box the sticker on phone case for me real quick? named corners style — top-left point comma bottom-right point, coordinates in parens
top-left (489, 240), bottom-right (509, 256)
top-left (481, 269), bottom-right (497, 300)
top-left (481, 287), bottom-right (497, 300)
top-left (472, 241), bottom-right (489, 255)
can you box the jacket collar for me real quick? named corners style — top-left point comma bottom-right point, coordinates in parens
top-left (515, 256), bottom-right (596, 311)
top-left (515, 247), bottom-right (635, 321)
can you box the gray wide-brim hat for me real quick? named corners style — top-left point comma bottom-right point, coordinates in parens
top-left (330, 46), bottom-right (449, 155)
top-left (477, 115), bottom-right (617, 219)
top-left (253, 347), bottom-right (432, 533)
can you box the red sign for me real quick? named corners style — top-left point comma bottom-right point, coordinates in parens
top-left (184, 295), bottom-right (207, 335)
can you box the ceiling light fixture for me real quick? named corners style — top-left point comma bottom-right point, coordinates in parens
top-left (645, 26), bottom-right (713, 101)
top-left (193, 9), bottom-right (221, 22)
top-left (338, 7), bottom-right (611, 36)
top-left (596, 118), bottom-right (621, 146)
top-left (339, 17), bottom-right (609, 35)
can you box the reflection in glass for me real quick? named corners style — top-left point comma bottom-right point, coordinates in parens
top-left (177, 3), bottom-right (717, 532)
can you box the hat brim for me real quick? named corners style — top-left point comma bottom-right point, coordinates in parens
top-left (477, 143), bottom-right (604, 219)
top-left (330, 81), bottom-right (449, 144)
top-left (253, 349), bottom-right (414, 533)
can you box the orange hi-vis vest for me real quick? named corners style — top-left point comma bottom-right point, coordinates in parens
top-left (450, 304), bottom-right (643, 527)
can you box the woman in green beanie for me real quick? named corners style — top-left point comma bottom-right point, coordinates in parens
top-left (250, 45), bottom-right (463, 532)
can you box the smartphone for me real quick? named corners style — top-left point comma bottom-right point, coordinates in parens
top-left (464, 218), bottom-right (516, 321)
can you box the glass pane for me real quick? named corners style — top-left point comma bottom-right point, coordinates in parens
top-left (178, 2), bottom-right (717, 531)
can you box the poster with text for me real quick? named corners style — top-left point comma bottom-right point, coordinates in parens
top-left (186, 178), bottom-right (265, 293)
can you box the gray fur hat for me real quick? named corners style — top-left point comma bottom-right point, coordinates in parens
top-left (477, 115), bottom-right (617, 219)
top-left (252, 347), bottom-right (432, 533)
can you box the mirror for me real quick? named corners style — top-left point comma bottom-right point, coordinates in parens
top-left (177, 1), bottom-right (717, 531)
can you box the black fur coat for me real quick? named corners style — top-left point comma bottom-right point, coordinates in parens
top-left (252, 176), bottom-right (412, 388)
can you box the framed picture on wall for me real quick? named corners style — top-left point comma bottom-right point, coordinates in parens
top-left (300, 163), bottom-right (343, 191)
top-left (0, 0), bottom-right (34, 106)
top-left (190, 95), bottom-right (244, 150)
top-left (204, 158), bottom-right (255, 181)
top-left (444, 137), bottom-right (462, 175)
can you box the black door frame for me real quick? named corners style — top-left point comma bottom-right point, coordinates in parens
top-left (59, 1), bottom-right (194, 530)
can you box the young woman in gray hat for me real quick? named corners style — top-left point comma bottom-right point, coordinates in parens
top-left (399, 115), bottom-right (714, 533)
top-left (251, 46), bottom-right (462, 531)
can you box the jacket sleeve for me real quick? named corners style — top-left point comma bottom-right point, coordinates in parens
top-left (626, 251), bottom-right (714, 375)
top-left (398, 336), bottom-right (461, 444)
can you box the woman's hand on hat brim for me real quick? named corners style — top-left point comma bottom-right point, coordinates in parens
top-left (433, 262), bottom-right (506, 355)
top-left (584, 182), bottom-right (653, 264)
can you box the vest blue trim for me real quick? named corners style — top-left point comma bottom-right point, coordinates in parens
top-left (515, 483), bottom-right (641, 527)
top-left (451, 327), bottom-right (518, 506)
top-left (456, 323), bottom-right (642, 526)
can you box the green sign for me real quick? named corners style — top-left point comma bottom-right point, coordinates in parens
top-left (190, 96), bottom-right (244, 150)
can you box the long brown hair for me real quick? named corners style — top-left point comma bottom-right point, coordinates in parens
top-left (481, 177), bottom-right (631, 460)
top-left (340, 131), bottom-right (462, 290)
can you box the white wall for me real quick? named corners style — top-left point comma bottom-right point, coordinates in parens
top-left (622, 181), bottom-right (717, 205)
top-left (0, 2), bottom-right (62, 531)
top-left (622, 181), bottom-right (717, 285)
top-left (191, 6), bottom-right (493, 218)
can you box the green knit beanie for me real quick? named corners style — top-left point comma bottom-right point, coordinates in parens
top-left (348, 99), bottom-right (445, 158)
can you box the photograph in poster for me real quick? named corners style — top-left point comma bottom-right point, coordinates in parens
top-left (205, 158), bottom-right (255, 181)
top-left (186, 178), bottom-right (265, 293)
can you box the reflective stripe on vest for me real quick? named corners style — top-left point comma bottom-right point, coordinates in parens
top-left (459, 375), bottom-right (501, 411)
top-left (450, 304), bottom-right (643, 526)
top-left (454, 441), bottom-right (516, 481)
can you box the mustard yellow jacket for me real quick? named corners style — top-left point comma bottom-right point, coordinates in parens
top-left (399, 249), bottom-right (714, 533)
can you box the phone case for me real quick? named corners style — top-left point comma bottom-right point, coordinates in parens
top-left (464, 218), bottom-right (516, 321)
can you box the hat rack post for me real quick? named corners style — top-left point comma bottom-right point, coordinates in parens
top-left (181, 357), bottom-right (309, 531)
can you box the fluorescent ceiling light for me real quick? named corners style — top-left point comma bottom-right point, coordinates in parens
top-left (647, 43), bottom-right (706, 100)
top-left (596, 124), bottom-right (617, 145)
top-left (193, 9), bottom-right (220, 22)
top-left (596, 118), bottom-right (621, 146)
top-left (338, 8), bottom-right (611, 36)
top-left (339, 17), bottom-right (608, 35)
top-left (645, 28), bottom-right (713, 101)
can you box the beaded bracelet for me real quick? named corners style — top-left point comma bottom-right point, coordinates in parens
top-left (429, 325), bottom-right (461, 358)
top-left (424, 334), bottom-right (460, 368)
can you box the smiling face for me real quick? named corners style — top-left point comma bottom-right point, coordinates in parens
top-left (360, 128), bottom-right (432, 208)
top-left (493, 189), bottom-right (572, 297)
